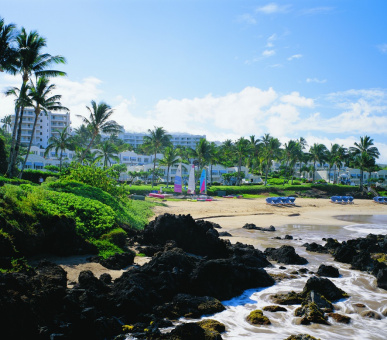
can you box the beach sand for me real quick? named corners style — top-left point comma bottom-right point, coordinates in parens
top-left (52, 197), bottom-right (386, 284)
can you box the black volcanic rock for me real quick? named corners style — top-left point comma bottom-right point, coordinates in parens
top-left (243, 223), bottom-right (275, 232)
top-left (303, 242), bottom-right (328, 254)
top-left (302, 276), bottom-right (348, 302)
top-left (88, 251), bottom-right (135, 270)
top-left (317, 265), bottom-right (340, 278)
top-left (264, 245), bottom-right (308, 265)
top-left (333, 244), bottom-right (356, 264)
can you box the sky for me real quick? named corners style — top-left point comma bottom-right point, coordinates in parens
top-left (1, 0), bottom-right (387, 162)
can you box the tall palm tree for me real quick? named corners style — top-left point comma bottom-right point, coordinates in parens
top-left (19, 77), bottom-right (68, 177)
top-left (326, 144), bottom-right (340, 183)
top-left (95, 140), bottom-right (120, 168)
top-left (159, 146), bottom-right (180, 187)
top-left (219, 139), bottom-right (234, 167)
top-left (176, 145), bottom-right (192, 164)
top-left (77, 100), bottom-right (122, 163)
top-left (191, 138), bottom-right (211, 173)
top-left (0, 17), bottom-right (17, 73)
top-left (349, 136), bottom-right (380, 189)
top-left (7, 28), bottom-right (66, 177)
top-left (234, 137), bottom-right (251, 185)
top-left (44, 126), bottom-right (73, 172)
top-left (282, 140), bottom-right (300, 184)
top-left (309, 143), bottom-right (328, 182)
top-left (1, 115), bottom-right (12, 133)
top-left (142, 127), bottom-right (172, 187)
top-left (207, 142), bottom-right (219, 184)
top-left (333, 145), bottom-right (348, 183)
top-left (246, 135), bottom-right (260, 171)
top-left (260, 134), bottom-right (281, 185)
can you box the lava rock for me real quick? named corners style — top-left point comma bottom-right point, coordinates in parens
top-left (264, 245), bottom-right (308, 265)
top-left (246, 310), bottom-right (271, 325)
top-left (302, 276), bottom-right (348, 302)
top-left (317, 265), bottom-right (340, 278)
top-left (262, 305), bottom-right (287, 312)
top-left (88, 251), bottom-right (135, 270)
top-left (327, 313), bottom-right (351, 324)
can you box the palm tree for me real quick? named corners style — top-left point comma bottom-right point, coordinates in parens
top-left (0, 17), bottom-right (17, 73)
top-left (309, 143), bottom-right (328, 182)
top-left (77, 100), bottom-right (122, 163)
top-left (176, 146), bottom-right (192, 164)
top-left (159, 146), bottom-right (180, 187)
top-left (246, 135), bottom-right (260, 171)
top-left (207, 142), bottom-right (219, 184)
top-left (333, 145), bottom-right (348, 183)
top-left (282, 140), bottom-right (300, 184)
top-left (349, 136), bottom-right (380, 189)
top-left (44, 126), bottom-right (73, 172)
top-left (260, 134), bottom-right (281, 185)
top-left (234, 137), bottom-right (251, 185)
top-left (6, 28), bottom-right (66, 177)
top-left (326, 144), bottom-right (340, 183)
top-left (95, 140), bottom-right (120, 168)
top-left (19, 77), bottom-right (68, 177)
top-left (219, 139), bottom-right (234, 167)
top-left (142, 127), bottom-right (171, 187)
top-left (1, 115), bottom-right (12, 133)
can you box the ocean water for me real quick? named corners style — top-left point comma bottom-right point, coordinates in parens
top-left (184, 215), bottom-right (387, 340)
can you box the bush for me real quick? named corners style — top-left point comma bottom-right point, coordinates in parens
top-left (21, 170), bottom-right (58, 183)
top-left (100, 228), bottom-right (127, 248)
top-left (90, 239), bottom-right (124, 259)
top-left (292, 181), bottom-right (301, 185)
top-left (0, 176), bottom-right (31, 186)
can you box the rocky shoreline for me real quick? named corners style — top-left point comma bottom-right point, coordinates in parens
top-left (1, 213), bottom-right (387, 339)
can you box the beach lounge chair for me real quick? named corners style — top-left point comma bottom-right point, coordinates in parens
top-left (266, 197), bottom-right (274, 205)
top-left (348, 196), bottom-right (354, 204)
top-left (342, 196), bottom-right (349, 204)
top-left (288, 197), bottom-right (296, 205)
top-left (382, 197), bottom-right (387, 204)
top-left (335, 196), bottom-right (343, 204)
top-left (330, 196), bottom-right (338, 203)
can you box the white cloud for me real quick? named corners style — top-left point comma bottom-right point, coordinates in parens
top-left (288, 54), bottom-right (303, 61)
top-left (306, 78), bottom-right (327, 84)
top-left (262, 49), bottom-right (276, 57)
top-left (378, 43), bottom-right (387, 54)
top-left (256, 3), bottom-right (291, 14)
top-left (236, 14), bottom-right (256, 25)
top-left (280, 92), bottom-right (314, 107)
top-left (300, 7), bottom-right (334, 15)
top-left (267, 33), bottom-right (277, 47)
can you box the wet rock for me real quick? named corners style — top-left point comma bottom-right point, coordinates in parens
top-left (271, 291), bottom-right (304, 305)
top-left (324, 238), bottom-right (341, 252)
top-left (350, 250), bottom-right (378, 272)
top-left (242, 224), bottom-right (275, 232)
top-left (327, 313), bottom-right (351, 324)
top-left (166, 322), bottom-right (222, 340)
top-left (246, 309), bottom-right (271, 325)
top-left (76, 270), bottom-right (110, 293)
top-left (303, 242), bottom-right (328, 254)
top-left (382, 309), bottom-right (387, 317)
top-left (317, 264), bottom-right (340, 278)
top-left (88, 251), bottom-right (135, 270)
top-left (141, 213), bottom-right (229, 258)
top-left (262, 305), bottom-right (288, 312)
top-left (284, 235), bottom-right (293, 240)
top-left (218, 231), bottom-right (232, 237)
top-left (99, 273), bottom-right (112, 285)
top-left (156, 294), bottom-right (225, 319)
top-left (360, 310), bottom-right (382, 320)
top-left (279, 266), bottom-right (286, 269)
top-left (299, 268), bottom-right (308, 274)
top-left (304, 290), bottom-right (333, 311)
top-left (227, 242), bottom-right (271, 268)
top-left (334, 244), bottom-right (356, 264)
top-left (353, 303), bottom-right (366, 308)
top-left (294, 302), bottom-right (329, 325)
top-left (264, 245), bottom-right (308, 265)
top-left (376, 267), bottom-right (387, 290)
top-left (270, 273), bottom-right (298, 282)
top-left (273, 236), bottom-right (282, 240)
top-left (302, 276), bottom-right (348, 302)
top-left (284, 334), bottom-right (321, 340)
top-left (197, 319), bottom-right (226, 333)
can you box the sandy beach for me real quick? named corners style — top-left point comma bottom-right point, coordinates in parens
top-left (152, 197), bottom-right (387, 244)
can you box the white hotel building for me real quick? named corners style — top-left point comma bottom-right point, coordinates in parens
top-left (10, 108), bottom-right (71, 149)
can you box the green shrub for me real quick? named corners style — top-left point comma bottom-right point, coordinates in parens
top-left (292, 181), bottom-right (301, 185)
top-left (37, 190), bottom-right (117, 238)
top-left (0, 176), bottom-right (31, 186)
top-left (90, 239), bottom-right (124, 259)
top-left (21, 170), bottom-right (58, 183)
top-left (100, 228), bottom-right (127, 248)
top-left (44, 176), bottom-right (58, 183)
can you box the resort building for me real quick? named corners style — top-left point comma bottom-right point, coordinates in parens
top-left (10, 109), bottom-right (71, 148)
top-left (118, 131), bottom-right (205, 149)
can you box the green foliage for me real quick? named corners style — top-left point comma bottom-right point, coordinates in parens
top-left (36, 190), bottom-right (117, 238)
top-left (90, 239), bottom-right (124, 259)
top-left (21, 169), bottom-right (58, 183)
top-left (63, 164), bottom-right (125, 196)
top-left (0, 258), bottom-right (32, 273)
top-left (100, 227), bottom-right (127, 248)
top-left (44, 176), bottom-right (58, 183)
top-left (0, 135), bottom-right (8, 174)
top-left (0, 175), bottom-right (31, 186)
top-left (44, 165), bottom-right (60, 172)
top-left (267, 178), bottom-right (286, 185)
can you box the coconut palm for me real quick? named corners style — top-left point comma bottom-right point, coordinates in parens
top-left (0, 17), bottom-right (17, 73)
top-left (349, 136), bottom-right (380, 189)
top-left (6, 28), bottom-right (66, 177)
top-left (282, 140), bottom-right (300, 184)
top-left (77, 100), bottom-right (122, 163)
top-left (159, 146), bottom-right (180, 187)
top-left (234, 137), bottom-right (251, 185)
top-left (142, 127), bottom-right (172, 187)
top-left (44, 126), bottom-right (73, 172)
top-left (95, 140), bottom-right (120, 168)
top-left (309, 143), bottom-right (328, 182)
top-left (326, 144), bottom-right (340, 183)
top-left (260, 134), bottom-right (281, 185)
top-left (207, 142), bottom-right (219, 184)
top-left (219, 139), bottom-right (234, 168)
top-left (1, 115), bottom-right (12, 133)
top-left (333, 145), bottom-right (348, 183)
top-left (19, 77), bottom-right (68, 177)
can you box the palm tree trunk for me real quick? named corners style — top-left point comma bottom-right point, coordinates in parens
top-left (166, 165), bottom-right (170, 187)
top-left (7, 107), bottom-right (20, 176)
top-left (80, 134), bottom-right (96, 164)
top-left (264, 159), bottom-right (269, 186)
top-left (360, 169), bottom-right (364, 190)
top-left (313, 161), bottom-right (316, 182)
top-left (19, 112), bottom-right (39, 178)
top-left (9, 106), bottom-right (26, 177)
top-left (59, 150), bottom-right (63, 172)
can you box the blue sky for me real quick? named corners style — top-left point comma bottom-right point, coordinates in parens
top-left (1, 0), bottom-right (387, 162)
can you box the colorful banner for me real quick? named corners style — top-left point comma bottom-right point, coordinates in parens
top-left (174, 163), bottom-right (182, 193)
